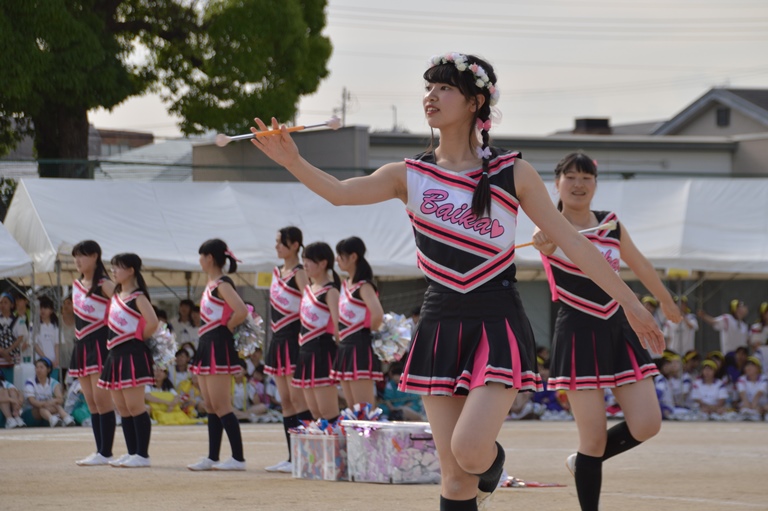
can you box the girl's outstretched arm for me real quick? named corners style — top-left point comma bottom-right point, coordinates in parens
top-left (250, 117), bottom-right (406, 206)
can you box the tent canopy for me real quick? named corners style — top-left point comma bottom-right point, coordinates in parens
top-left (4, 178), bottom-right (768, 287)
top-left (0, 220), bottom-right (33, 278)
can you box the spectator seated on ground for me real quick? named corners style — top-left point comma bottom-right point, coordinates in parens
top-left (168, 348), bottom-right (191, 389)
top-left (736, 356), bottom-right (767, 421)
top-left (231, 367), bottom-right (279, 423)
top-left (24, 358), bottom-right (75, 427)
top-left (177, 373), bottom-right (206, 418)
top-left (378, 362), bottom-right (426, 421)
top-left (145, 366), bottom-right (199, 425)
top-left (692, 360), bottom-right (729, 419)
top-left (63, 378), bottom-right (91, 426)
top-left (0, 371), bottom-right (26, 428)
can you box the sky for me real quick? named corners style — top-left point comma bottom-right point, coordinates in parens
top-left (88, 0), bottom-right (768, 139)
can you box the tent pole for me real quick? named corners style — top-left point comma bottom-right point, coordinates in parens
top-left (185, 271), bottom-right (191, 299)
top-left (56, 259), bottom-right (63, 381)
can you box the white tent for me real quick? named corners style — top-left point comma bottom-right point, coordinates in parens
top-left (4, 178), bottom-right (768, 287)
top-left (0, 221), bottom-right (33, 278)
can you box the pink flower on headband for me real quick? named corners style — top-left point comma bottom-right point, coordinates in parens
top-left (428, 53), bottom-right (500, 106)
top-left (476, 119), bottom-right (492, 131)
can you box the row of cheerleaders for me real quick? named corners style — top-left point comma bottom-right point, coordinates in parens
top-left (67, 235), bottom-right (393, 471)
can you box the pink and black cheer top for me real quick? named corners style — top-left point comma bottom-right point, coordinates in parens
top-left (269, 266), bottom-right (302, 335)
top-left (73, 279), bottom-right (110, 342)
top-left (298, 284), bottom-right (335, 346)
top-left (405, 149), bottom-right (521, 293)
top-left (106, 291), bottom-right (146, 349)
top-left (541, 211), bottom-right (622, 319)
top-left (198, 276), bottom-right (235, 342)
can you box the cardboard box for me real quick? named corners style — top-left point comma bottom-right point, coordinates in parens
top-left (290, 432), bottom-right (348, 481)
top-left (341, 420), bottom-right (441, 484)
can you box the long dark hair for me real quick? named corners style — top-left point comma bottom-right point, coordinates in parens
top-left (553, 152), bottom-right (598, 211)
top-left (38, 296), bottom-right (59, 327)
top-left (72, 240), bottom-right (110, 297)
top-left (278, 226), bottom-right (304, 255)
top-left (423, 54), bottom-right (497, 218)
top-left (199, 238), bottom-right (237, 274)
top-left (110, 253), bottom-right (150, 300)
top-left (336, 236), bottom-right (373, 284)
top-left (303, 242), bottom-right (341, 289)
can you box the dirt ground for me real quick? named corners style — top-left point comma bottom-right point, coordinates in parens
top-left (1, 420), bottom-right (766, 511)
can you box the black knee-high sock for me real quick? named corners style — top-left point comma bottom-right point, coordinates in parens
top-left (121, 415), bottom-right (137, 455)
top-left (575, 452), bottom-right (602, 511)
top-left (134, 412), bottom-right (151, 458)
top-left (296, 409), bottom-right (314, 421)
top-left (439, 496), bottom-right (478, 511)
top-left (90, 412), bottom-right (102, 454)
top-left (601, 421), bottom-right (642, 461)
top-left (283, 414), bottom-right (299, 461)
top-left (219, 412), bottom-right (244, 462)
top-left (207, 414), bottom-right (222, 461)
top-left (99, 411), bottom-right (116, 458)
top-left (476, 441), bottom-right (506, 493)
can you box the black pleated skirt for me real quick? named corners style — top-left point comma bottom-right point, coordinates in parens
top-left (264, 322), bottom-right (301, 377)
top-left (398, 280), bottom-right (542, 396)
top-left (331, 330), bottom-right (383, 382)
top-left (293, 335), bottom-right (338, 388)
top-left (69, 331), bottom-right (109, 378)
top-left (547, 305), bottom-right (659, 391)
top-left (191, 330), bottom-right (242, 376)
top-left (97, 340), bottom-right (154, 390)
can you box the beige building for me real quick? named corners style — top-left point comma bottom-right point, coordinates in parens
top-left (193, 87), bottom-right (768, 181)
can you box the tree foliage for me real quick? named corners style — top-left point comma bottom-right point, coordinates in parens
top-left (0, 0), bottom-right (332, 175)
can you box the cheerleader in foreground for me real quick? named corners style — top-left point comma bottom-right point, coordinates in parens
top-left (250, 53), bottom-right (663, 511)
top-left (264, 227), bottom-right (312, 473)
top-left (69, 241), bottom-right (118, 466)
top-left (188, 239), bottom-right (248, 471)
top-left (331, 237), bottom-right (384, 408)
top-left (293, 242), bottom-right (342, 421)
top-left (533, 152), bottom-right (680, 511)
top-left (98, 254), bottom-right (158, 468)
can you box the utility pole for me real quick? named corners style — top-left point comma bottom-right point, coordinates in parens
top-left (391, 105), bottom-right (398, 132)
top-left (341, 87), bottom-right (351, 126)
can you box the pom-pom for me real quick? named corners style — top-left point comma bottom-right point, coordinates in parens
top-left (339, 402), bottom-right (383, 422)
top-left (146, 324), bottom-right (177, 369)
top-left (372, 312), bottom-right (413, 363)
top-left (233, 305), bottom-right (266, 358)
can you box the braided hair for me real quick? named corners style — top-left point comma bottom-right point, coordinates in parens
top-left (423, 54), bottom-right (498, 218)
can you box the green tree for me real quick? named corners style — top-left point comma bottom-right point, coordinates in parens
top-left (0, 0), bottom-right (332, 178)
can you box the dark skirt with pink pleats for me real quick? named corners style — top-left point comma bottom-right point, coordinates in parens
top-left (97, 340), bottom-right (154, 390)
top-left (547, 304), bottom-right (659, 391)
top-left (330, 330), bottom-right (383, 382)
top-left (293, 335), bottom-right (338, 388)
top-left (398, 279), bottom-right (542, 396)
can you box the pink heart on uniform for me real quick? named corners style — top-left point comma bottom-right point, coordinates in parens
top-left (490, 220), bottom-right (505, 238)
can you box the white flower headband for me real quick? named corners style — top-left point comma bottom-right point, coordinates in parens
top-left (428, 53), bottom-right (500, 106)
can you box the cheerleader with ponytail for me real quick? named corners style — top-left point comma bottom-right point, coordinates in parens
top-left (331, 236), bottom-right (384, 408)
top-left (70, 241), bottom-right (117, 466)
top-left (98, 254), bottom-right (158, 468)
top-left (187, 239), bottom-right (248, 471)
top-left (264, 227), bottom-right (312, 474)
top-left (250, 52), bottom-right (664, 511)
top-left (293, 242), bottom-right (342, 421)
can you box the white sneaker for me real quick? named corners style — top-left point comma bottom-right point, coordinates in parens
top-left (5, 417), bottom-right (17, 429)
top-left (265, 460), bottom-right (292, 473)
top-left (566, 453), bottom-right (576, 477)
top-left (63, 415), bottom-right (76, 427)
top-left (109, 454), bottom-right (133, 467)
top-left (121, 454), bottom-right (151, 468)
top-left (212, 457), bottom-right (246, 471)
top-left (77, 453), bottom-right (112, 466)
top-left (49, 415), bottom-right (61, 428)
top-left (187, 457), bottom-right (217, 471)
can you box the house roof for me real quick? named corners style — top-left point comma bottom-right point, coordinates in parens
top-left (653, 88), bottom-right (768, 135)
